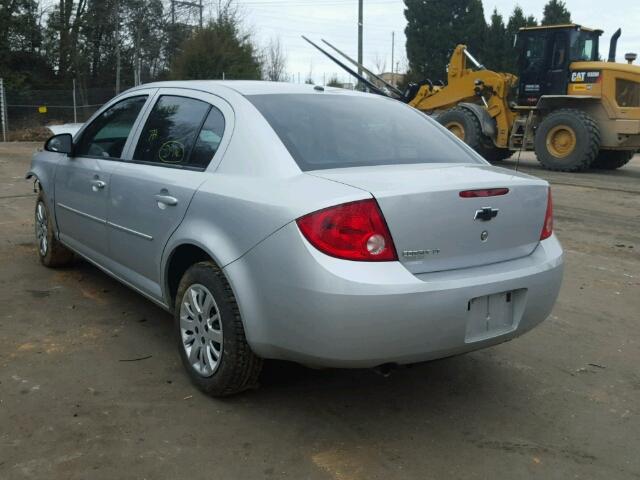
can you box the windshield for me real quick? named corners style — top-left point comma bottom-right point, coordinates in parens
top-left (570, 31), bottom-right (599, 61)
top-left (247, 94), bottom-right (482, 171)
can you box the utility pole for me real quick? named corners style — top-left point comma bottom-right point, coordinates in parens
top-left (391, 31), bottom-right (395, 85)
top-left (0, 78), bottom-right (7, 142)
top-left (115, 0), bottom-right (121, 94)
top-left (357, 0), bottom-right (363, 80)
top-left (72, 78), bottom-right (77, 123)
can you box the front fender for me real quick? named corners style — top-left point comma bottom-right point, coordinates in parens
top-left (25, 150), bottom-right (63, 235)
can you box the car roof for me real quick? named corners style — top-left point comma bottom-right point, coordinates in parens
top-left (127, 80), bottom-right (363, 97)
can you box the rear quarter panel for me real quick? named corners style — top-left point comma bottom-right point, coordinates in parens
top-left (161, 173), bottom-right (370, 291)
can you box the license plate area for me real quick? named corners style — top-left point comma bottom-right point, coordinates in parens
top-left (465, 290), bottom-right (525, 343)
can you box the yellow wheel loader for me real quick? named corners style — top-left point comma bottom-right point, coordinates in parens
top-left (305, 25), bottom-right (640, 172)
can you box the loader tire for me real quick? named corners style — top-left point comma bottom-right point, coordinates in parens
top-left (483, 147), bottom-right (513, 162)
top-left (438, 107), bottom-right (508, 163)
top-left (591, 150), bottom-right (634, 170)
top-left (534, 109), bottom-right (600, 172)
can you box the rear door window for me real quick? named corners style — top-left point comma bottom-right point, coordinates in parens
top-left (75, 96), bottom-right (147, 159)
top-left (133, 95), bottom-right (222, 169)
top-left (189, 107), bottom-right (226, 169)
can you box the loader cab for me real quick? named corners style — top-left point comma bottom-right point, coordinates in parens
top-left (516, 24), bottom-right (602, 106)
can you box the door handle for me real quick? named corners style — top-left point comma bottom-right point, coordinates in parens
top-left (154, 194), bottom-right (178, 208)
top-left (91, 180), bottom-right (106, 191)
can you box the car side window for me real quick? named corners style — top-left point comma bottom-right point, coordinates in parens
top-left (75, 96), bottom-right (148, 159)
top-left (133, 95), bottom-right (215, 169)
top-left (188, 107), bottom-right (226, 169)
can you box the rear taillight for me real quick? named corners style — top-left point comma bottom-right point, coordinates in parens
top-left (296, 199), bottom-right (398, 261)
top-left (540, 187), bottom-right (553, 240)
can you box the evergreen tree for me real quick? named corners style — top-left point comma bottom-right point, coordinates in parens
top-left (485, 9), bottom-right (507, 71)
top-left (0, 0), bottom-right (49, 88)
top-left (171, 15), bottom-right (261, 80)
top-left (404, 0), bottom-right (487, 82)
top-left (504, 6), bottom-right (531, 72)
top-left (542, 0), bottom-right (571, 25)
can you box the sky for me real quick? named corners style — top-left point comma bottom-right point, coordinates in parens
top-left (227, 0), bottom-right (640, 84)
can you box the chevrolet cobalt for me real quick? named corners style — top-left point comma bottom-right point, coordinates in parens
top-left (27, 81), bottom-right (563, 396)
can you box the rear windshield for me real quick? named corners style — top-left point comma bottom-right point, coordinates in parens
top-left (247, 94), bottom-right (481, 171)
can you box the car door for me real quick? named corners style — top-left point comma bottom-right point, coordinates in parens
top-left (54, 92), bottom-right (152, 261)
top-left (106, 89), bottom-right (232, 300)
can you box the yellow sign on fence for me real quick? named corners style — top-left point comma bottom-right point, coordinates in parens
top-left (38, 106), bottom-right (47, 114)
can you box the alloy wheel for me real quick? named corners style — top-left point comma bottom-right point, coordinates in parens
top-left (180, 284), bottom-right (223, 377)
top-left (35, 201), bottom-right (48, 257)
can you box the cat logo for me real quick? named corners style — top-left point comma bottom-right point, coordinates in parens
top-left (570, 71), bottom-right (601, 83)
top-left (571, 71), bottom-right (586, 82)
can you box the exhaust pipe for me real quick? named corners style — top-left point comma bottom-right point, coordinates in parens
top-left (608, 28), bottom-right (622, 62)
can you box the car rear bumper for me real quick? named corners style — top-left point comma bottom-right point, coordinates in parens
top-left (224, 222), bottom-right (564, 368)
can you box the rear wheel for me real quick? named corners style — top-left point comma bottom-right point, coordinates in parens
top-left (35, 191), bottom-right (74, 267)
top-left (438, 107), bottom-right (505, 162)
top-left (592, 150), bottom-right (634, 170)
top-left (534, 109), bottom-right (600, 172)
top-left (175, 261), bottom-right (262, 397)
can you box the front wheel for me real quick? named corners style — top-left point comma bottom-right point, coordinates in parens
top-left (175, 261), bottom-right (262, 397)
top-left (483, 147), bottom-right (513, 162)
top-left (438, 107), bottom-right (508, 163)
top-left (35, 191), bottom-right (74, 267)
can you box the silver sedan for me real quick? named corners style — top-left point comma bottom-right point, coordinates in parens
top-left (27, 81), bottom-right (563, 396)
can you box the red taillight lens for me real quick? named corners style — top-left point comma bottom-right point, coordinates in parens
top-left (540, 188), bottom-right (553, 240)
top-left (459, 188), bottom-right (509, 198)
top-left (296, 199), bottom-right (398, 261)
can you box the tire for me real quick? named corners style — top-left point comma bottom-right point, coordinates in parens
top-left (534, 108), bottom-right (601, 172)
top-left (438, 107), bottom-right (507, 163)
top-left (592, 150), bottom-right (634, 170)
top-left (35, 191), bottom-right (74, 267)
top-left (174, 261), bottom-right (262, 397)
top-left (483, 147), bottom-right (513, 162)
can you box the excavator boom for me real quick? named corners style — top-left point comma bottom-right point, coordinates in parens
top-left (320, 39), bottom-right (404, 97)
top-left (301, 36), bottom-right (389, 96)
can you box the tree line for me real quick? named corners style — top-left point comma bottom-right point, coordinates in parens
top-left (1, 0), bottom-right (574, 94)
top-left (0, 0), bottom-right (282, 93)
top-left (404, 0), bottom-right (572, 83)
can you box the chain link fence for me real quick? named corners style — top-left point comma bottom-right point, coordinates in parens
top-left (0, 79), bottom-right (131, 141)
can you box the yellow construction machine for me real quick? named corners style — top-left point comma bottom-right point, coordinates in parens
top-left (305, 24), bottom-right (640, 171)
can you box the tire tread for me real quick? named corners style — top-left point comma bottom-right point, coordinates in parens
top-left (534, 108), bottom-right (601, 172)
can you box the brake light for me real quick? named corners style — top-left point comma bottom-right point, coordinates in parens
top-left (540, 188), bottom-right (553, 240)
top-left (459, 188), bottom-right (509, 198)
top-left (296, 199), bottom-right (398, 261)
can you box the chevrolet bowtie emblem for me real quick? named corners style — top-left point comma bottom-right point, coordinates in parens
top-left (474, 207), bottom-right (499, 221)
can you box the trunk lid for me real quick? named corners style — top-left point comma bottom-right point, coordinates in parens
top-left (308, 163), bottom-right (549, 274)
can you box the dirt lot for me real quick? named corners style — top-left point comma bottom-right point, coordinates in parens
top-left (1, 142), bottom-right (639, 480)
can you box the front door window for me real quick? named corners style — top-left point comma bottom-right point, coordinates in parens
top-left (75, 96), bottom-right (148, 158)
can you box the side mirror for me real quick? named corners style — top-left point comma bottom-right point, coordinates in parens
top-left (45, 133), bottom-right (73, 155)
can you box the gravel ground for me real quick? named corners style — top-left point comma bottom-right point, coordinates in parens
top-left (1, 142), bottom-right (639, 480)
